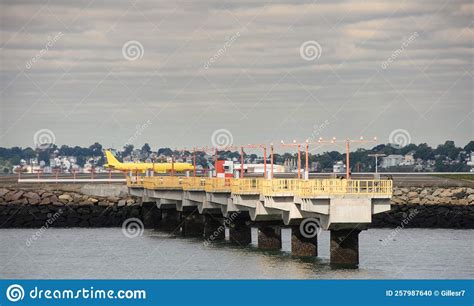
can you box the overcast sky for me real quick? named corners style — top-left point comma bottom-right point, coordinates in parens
top-left (0, 0), bottom-right (472, 153)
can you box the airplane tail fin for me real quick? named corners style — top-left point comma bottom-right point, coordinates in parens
top-left (104, 150), bottom-right (121, 167)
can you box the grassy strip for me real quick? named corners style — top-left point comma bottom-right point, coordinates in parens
top-left (432, 174), bottom-right (474, 181)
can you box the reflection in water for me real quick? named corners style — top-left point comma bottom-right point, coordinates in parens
top-left (0, 228), bottom-right (472, 279)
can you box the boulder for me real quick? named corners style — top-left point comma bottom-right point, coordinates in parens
top-left (28, 198), bottom-right (40, 205)
top-left (11, 191), bottom-right (24, 201)
top-left (439, 189), bottom-right (453, 198)
top-left (40, 198), bottom-right (51, 205)
top-left (87, 198), bottom-right (99, 204)
top-left (452, 188), bottom-right (466, 199)
top-left (0, 188), bottom-right (11, 197)
top-left (118, 199), bottom-right (126, 207)
top-left (432, 188), bottom-right (444, 197)
top-left (24, 192), bottom-right (40, 200)
top-left (107, 196), bottom-right (120, 203)
top-left (79, 200), bottom-right (94, 206)
top-left (42, 192), bottom-right (53, 198)
top-left (438, 197), bottom-right (451, 205)
top-left (58, 194), bottom-right (73, 202)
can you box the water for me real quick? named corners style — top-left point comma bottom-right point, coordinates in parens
top-left (0, 228), bottom-right (472, 279)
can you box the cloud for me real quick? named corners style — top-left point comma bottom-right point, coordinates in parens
top-left (0, 0), bottom-right (472, 149)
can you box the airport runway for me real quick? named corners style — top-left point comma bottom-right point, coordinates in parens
top-left (1, 172), bottom-right (472, 187)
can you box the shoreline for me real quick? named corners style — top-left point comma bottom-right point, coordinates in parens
top-left (0, 185), bottom-right (473, 229)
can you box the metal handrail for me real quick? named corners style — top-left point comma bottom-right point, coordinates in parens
top-left (231, 178), bottom-right (263, 194)
top-left (182, 177), bottom-right (207, 191)
top-left (261, 179), bottom-right (300, 196)
top-left (143, 176), bottom-right (184, 189)
top-left (298, 179), bottom-right (393, 196)
top-left (130, 176), bottom-right (393, 196)
top-left (205, 178), bottom-right (232, 192)
top-left (126, 176), bottom-right (144, 187)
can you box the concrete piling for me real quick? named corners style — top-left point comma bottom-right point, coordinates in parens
top-left (330, 229), bottom-right (360, 268)
top-left (181, 210), bottom-right (205, 237)
top-left (203, 214), bottom-right (225, 241)
top-left (141, 202), bottom-right (159, 229)
top-left (160, 209), bottom-right (182, 234)
top-left (291, 225), bottom-right (317, 257)
top-left (257, 224), bottom-right (281, 250)
top-left (228, 217), bottom-right (252, 246)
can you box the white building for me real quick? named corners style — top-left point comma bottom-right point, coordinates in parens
top-left (333, 161), bottom-right (346, 173)
top-left (400, 153), bottom-right (415, 166)
top-left (381, 155), bottom-right (404, 168)
top-left (467, 152), bottom-right (474, 167)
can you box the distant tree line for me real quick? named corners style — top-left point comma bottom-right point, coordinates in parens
top-left (0, 140), bottom-right (473, 173)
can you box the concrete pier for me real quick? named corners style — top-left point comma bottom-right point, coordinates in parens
top-left (330, 229), bottom-right (360, 268)
top-left (128, 176), bottom-right (392, 266)
top-left (160, 209), bottom-right (182, 233)
top-left (291, 225), bottom-right (317, 257)
top-left (257, 224), bottom-right (281, 250)
top-left (182, 210), bottom-right (205, 237)
top-left (203, 214), bottom-right (225, 241)
top-left (141, 202), bottom-right (160, 229)
top-left (228, 217), bottom-right (252, 246)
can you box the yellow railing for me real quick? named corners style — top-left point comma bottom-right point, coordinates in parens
top-left (231, 178), bottom-right (263, 194)
top-left (298, 179), bottom-right (393, 197)
top-left (261, 179), bottom-right (300, 196)
top-left (205, 178), bottom-right (232, 192)
top-left (129, 176), bottom-right (393, 196)
top-left (143, 176), bottom-right (184, 189)
top-left (182, 177), bottom-right (207, 191)
top-left (126, 176), bottom-right (144, 187)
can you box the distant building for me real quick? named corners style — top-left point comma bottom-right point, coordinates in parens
top-left (400, 152), bottom-right (415, 166)
top-left (467, 152), bottom-right (474, 167)
top-left (381, 154), bottom-right (404, 168)
top-left (333, 161), bottom-right (346, 173)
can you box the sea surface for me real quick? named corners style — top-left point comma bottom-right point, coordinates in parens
top-left (0, 228), bottom-right (472, 279)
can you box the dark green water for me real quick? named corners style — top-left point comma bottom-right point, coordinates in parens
top-left (0, 228), bottom-right (472, 279)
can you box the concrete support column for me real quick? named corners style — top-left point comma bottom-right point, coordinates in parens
top-left (291, 225), bottom-right (317, 257)
top-left (203, 215), bottom-right (225, 241)
top-left (182, 210), bottom-right (205, 237)
top-left (330, 229), bottom-right (360, 268)
top-left (141, 202), bottom-right (160, 229)
top-left (228, 216), bottom-right (252, 246)
top-left (159, 209), bottom-right (182, 234)
top-left (257, 224), bottom-right (281, 250)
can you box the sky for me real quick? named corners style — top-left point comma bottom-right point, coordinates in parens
top-left (0, 0), bottom-right (472, 153)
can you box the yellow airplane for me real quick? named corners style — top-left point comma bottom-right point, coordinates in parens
top-left (104, 150), bottom-right (194, 173)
